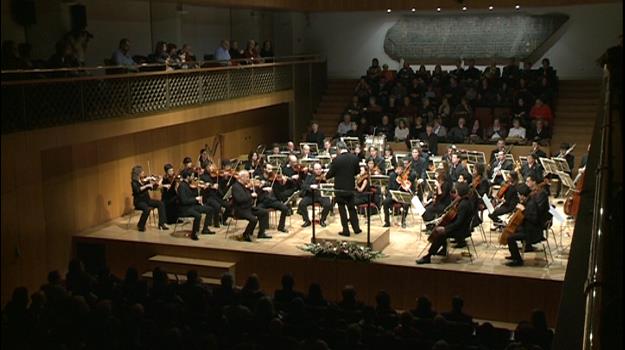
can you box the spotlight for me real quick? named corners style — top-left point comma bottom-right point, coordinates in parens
top-left (488, 5), bottom-right (494, 10)
top-left (386, 8), bottom-right (392, 13)
top-left (436, 7), bottom-right (441, 12)
top-left (411, 8), bottom-right (416, 12)
top-left (462, 6), bottom-right (467, 11)
top-left (515, 4), bottom-right (520, 10)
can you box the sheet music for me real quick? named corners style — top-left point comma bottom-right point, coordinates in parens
top-left (550, 205), bottom-right (565, 223)
top-left (411, 196), bottom-right (426, 215)
top-left (482, 193), bottom-right (495, 214)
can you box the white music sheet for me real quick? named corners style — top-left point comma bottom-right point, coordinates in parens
top-left (482, 193), bottom-right (495, 214)
top-left (411, 196), bottom-right (426, 215)
top-left (550, 205), bottom-right (565, 224)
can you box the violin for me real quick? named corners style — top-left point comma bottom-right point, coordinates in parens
top-left (471, 174), bottom-right (481, 190)
top-left (141, 175), bottom-right (162, 189)
top-left (399, 161), bottom-right (413, 193)
top-left (356, 172), bottom-right (369, 186)
top-left (245, 178), bottom-right (264, 190)
top-left (266, 171), bottom-right (287, 183)
top-left (314, 173), bottom-right (326, 182)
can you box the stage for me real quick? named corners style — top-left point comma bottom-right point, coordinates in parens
top-left (73, 205), bottom-right (573, 325)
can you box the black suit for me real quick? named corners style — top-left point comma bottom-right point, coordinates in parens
top-left (418, 131), bottom-right (438, 155)
top-left (306, 131), bottom-right (325, 148)
top-left (257, 174), bottom-right (290, 230)
top-left (422, 180), bottom-right (453, 223)
top-left (507, 193), bottom-right (547, 261)
top-left (383, 171), bottom-right (411, 225)
top-left (199, 173), bottom-right (232, 226)
top-left (231, 181), bottom-right (269, 238)
top-left (489, 183), bottom-right (519, 222)
top-left (448, 163), bottom-right (470, 183)
top-left (297, 174), bottom-right (332, 223)
top-left (428, 197), bottom-right (474, 255)
top-left (132, 179), bottom-right (167, 228)
top-left (325, 152), bottom-right (361, 234)
top-left (177, 181), bottom-right (213, 234)
top-left (521, 163), bottom-right (544, 182)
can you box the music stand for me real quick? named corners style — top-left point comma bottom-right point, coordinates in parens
top-left (501, 170), bottom-right (511, 182)
top-left (552, 157), bottom-right (571, 173)
top-left (341, 137), bottom-right (360, 151)
top-left (299, 158), bottom-right (317, 168)
top-left (556, 171), bottom-right (576, 194)
top-left (299, 142), bottom-right (319, 154)
top-left (318, 183), bottom-right (335, 198)
top-left (283, 191), bottom-right (300, 207)
top-left (409, 139), bottom-right (422, 150)
top-left (466, 163), bottom-right (475, 176)
top-left (370, 175), bottom-right (390, 188)
top-left (426, 171), bottom-right (437, 181)
top-left (504, 154), bottom-right (515, 163)
top-left (394, 153), bottom-right (408, 165)
top-left (317, 155), bottom-right (332, 167)
top-left (267, 154), bottom-right (288, 167)
top-left (390, 190), bottom-right (413, 205)
top-left (426, 179), bottom-right (437, 193)
top-left (540, 158), bottom-right (558, 175)
top-left (519, 156), bottom-right (528, 167)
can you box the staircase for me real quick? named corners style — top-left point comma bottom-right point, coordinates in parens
top-left (142, 255), bottom-right (236, 286)
top-left (551, 80), bottom-right (602, 171)
top-left (313, 79), bottom-right (358, 137)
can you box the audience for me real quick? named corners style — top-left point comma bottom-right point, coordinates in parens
top-left (529, 98), bottom-right (554, 126)
top-left (260, 40), bottom-right (274, 62)
top-left (507, 117), bottom-right (527, 140)
top-left (111, 38), bottom-right (136, 66)
top-left (447, 117), bottom-right (469, 143)
top-left (337, 114), bottom-right (353, 137)
top-left (485, 117), bottom-right (507, 141)
top-left (214, 39), bottom-right (232, 64)
top-left (394, 119), bottom-right (410, 141)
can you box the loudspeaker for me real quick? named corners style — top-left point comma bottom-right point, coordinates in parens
top-left (70, 4), bottom-right (87, 31)
top-left (11, 0), bottom-right (36, 27)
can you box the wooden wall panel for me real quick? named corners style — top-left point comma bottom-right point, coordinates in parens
top-left (1, 103), bottom-right (289, 304)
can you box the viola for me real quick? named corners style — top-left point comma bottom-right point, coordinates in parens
top-left (356, 172), bottom-right (369, 186)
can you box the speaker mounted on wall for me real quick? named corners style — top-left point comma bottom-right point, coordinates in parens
top-left (11, 0), bottom-right (37, 27)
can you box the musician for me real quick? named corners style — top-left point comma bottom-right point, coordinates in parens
top-left (422, 170), bottom-right (453, 229)
top-left (409, 148), bottom-right (428, 199)
top-left (521, 153), bottom-right (544, 182)
top-left (271, 143), bottom-right (281, 155)
top-left (161, 163), bottom-right (180, 225)
top-left (556, 143), bottom-right (575, 174)
top-left (320, 139), bottom-right (334, 157)
top-left (244, 151), bottom-right (264, 177)
top-left (278, 155), bottom-right (302, 201)
top-left (257, 164), bottom-right (290, 233)
top-left (301, 144), bottom-right (314, 160)
top-left (383, 162), bottom-right (411, 228)
top-left (489, 172), bottom-right (520, 226)
top-left (468, 163), bottom-right (490, 228)
top-left (489, 151), bottom-right (513, 185)
top-left (449, 152), bottom-right (470, 183)
top-left (383, 147), bottom-right (397, 171)
top-left (232, 170), bottom-right (272, 241)
top-left (504, 182), bottom-right (548, 267)
top-left (182, 156), bottom-right (195, 176)
top-left (354, 165), bottom-right (372, 206)
top-left (366, 159), bottom-right (382, 175)
top-left (198, 148), bottom-right (210, 169)
top-left (531, 141), bottom-right (548, 159)
top-left (489, 139), bottom-right (507, 164)
top-left (367, 146), bottom-right (386, 174)
top-left (131, 165), bottom-right (169, 231)
top-left (353, 144), bottom-right (365, 162)
top-left (419, 123), bottom-right (439, 156)
top-left (416, 183), bottom-right (475, 264)
top-left (286, 141), bottom-right (298, 155)
top-left (442, 145), bottom-right (457, 164)
top-left (199, 163), bottom-right (232, 228)
top-left (305, 121), bottom-right (325, 148)
top-left (297, 163), bottom-right (332, 228)
top-left (325, 142), bottom-right (362, 236)
top-left (177, 170), bottom-right (215, 240)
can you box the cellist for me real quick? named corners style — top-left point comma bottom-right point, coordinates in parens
top-left (488, 172), bottom-right (520, 228)
top-left (416, 182), bottom-right (475, 264)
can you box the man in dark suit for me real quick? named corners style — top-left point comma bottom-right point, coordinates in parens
top-left (325, 141), bottom-right (362, 237)
top-left (231, 171), bottom-right (271, 242)
top-left (448, 153), bottom-right (470, 183)
top-left (305, 121), bottom-right (325, 148)
top-left (521, 153), bottom-right (544, 182)
top-left (530, 141), bottom-right (548, 159)
top-left (177, 170), bottom-right (214, 240)
top-left (505, 182), bottom-right (546, 266)
top-left (417, 182), bottom-right (475, 264)
top-left (297, 163), bottom-right (332, 227)
top-left (408, 148), bottom-right (428, 200)
top-left (489, 139), bottom-right (507, 164)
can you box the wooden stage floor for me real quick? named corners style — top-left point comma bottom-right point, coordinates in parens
top-left (74, 206), bottom-right (574, 283)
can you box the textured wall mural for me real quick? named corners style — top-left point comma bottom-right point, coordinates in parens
top-left (383, 13), bottom-right (569, 63)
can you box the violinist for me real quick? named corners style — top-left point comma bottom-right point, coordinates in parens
top-left (198, 148), bottom-right (210, 170)
top-left (383, 146), bottom-right (397, 170)
top-left (520, 153), bottom-right (544, 182)
top-left (422, 169), bottom-right (453, 229)
top-left (199, 163), bottom-right (232, 228)
top-left (161, 163), bottom-right (180, 225)
top-left (504, 180), bottom-right (548, 267)
top-left (177, 170), bottom-right (215, 240)
top-left (131, 165), bottom-right (168, 231)
top-left (367, 146), bottom-right (386, 174)
top-left (244, 151), bottom-right (264, 178)
top-left (286, 141), bottom-right (298, 155)
top-left (408, 148), bottom-right (428, 199)
top-left (354, 165), bottom-right (371, 206)
top-left (231, 170), bottom-right (271, 242)
top-left (489, 151), bottom-right (513, 185)
top-left (297, 163), bottom-right (332, 228)
top-left (300, 144), bottom-right (314, 160)
top-left (469, 163), bottom-right (490, 229)
top-left (353, 144), bottom-right (365, 162)
top-left (416, 183), bottom-right (475, 264)
top-left (489, 172), bottom-right (520, 227)
top-left (257, 164), bottom-right (291, 233)
top-left (325, 142), bottom-right (362, 237)
top-left (383, 162), bottom-right (411, 228)
top-left (442, 145), bottom-right (457, 164)
top-left (181, 156), bottom-right (195, 176)
top-left (320, 139), bottom-right (334, 158)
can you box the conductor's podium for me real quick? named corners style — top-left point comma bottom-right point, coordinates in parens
top-left (314, 223), bottom-right (390, 252)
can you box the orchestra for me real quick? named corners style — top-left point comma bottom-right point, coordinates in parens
top-left (127, 135), bottom-right (569, 268)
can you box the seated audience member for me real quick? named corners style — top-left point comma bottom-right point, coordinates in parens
top-left (148, 41), bottom-right (169, 64)
top-left (364, 96), bottom-right (383, 123)
top-left (441, 296), bottom-right (473, 325)
top-left (260, 40), bottom-right (274, 62)
top-left (464, 59), bottom-right (482, 81)
top-left (177, 44), bottom-right (197, 68)
top-left (419, 97), bottom-right (436, 122)
top-left (338, 285), bottom-right (365, 311)
top-left (485, 118), bottom-right (508, 141)
top-left (432, 64), bottom-right (444, 81)
top-left (416, 65), bottom-right (431, 82)
top-left (214, 40), bottom-right (231, 64)
top-left (306, 121), bottom-right (325, 148)
top-left (535, 76), bottom-right (555, 106)
top-left (229, 40), bottom-right (243, 60)
top-left (337, 114), bottom-right (353, 137)
top-left (345, 122), bottom-right (362, 140)
top-left (48, 40), bottom-right (80, 69)
top-left (354, 78), bottom-right (372, 103)
top-left (469, 119), bottom-right (483, 140)
top-left (483, 61), bottom-right (501, 82)
top-left (536, 58), bottom-right (557, 85)
top-left (512, 97), bottom-right (531, 126)
top-left (453, 97), bottom-right (473, 123)
top-left (274, 273), bottom-right (304, 304)
top-left (408, 115), bottom-right (426, 141)
top-left (432, 116), bottom-right (448, 141)
top-left (502, 57), bottom-right (520, 84)
top-left (528, 119), bottom-right (551, 143)
top-left (419, 123), bottom-right (439, 155)
top-left (529, 98), bottom-right (554, 126)
top-left (531, 309), bottom-right (555, 350)
top-left (390, 81), bottom-right (407, 102)
top-left (345, 95), bottom-right (364, 118)
top-left (397, 96), bottom-right (419, 119)
top-left (450, 60), bottom-right (464, 81)
top-left (240, 274), bottom-right (265, 310)
top-left (385, 95), bottom-right (401, 117)
top-left (376, 115), bottom-right (394, 140)
top-left (305, 283), bottom-right (328, 307)
top-left (111, 38), bottom-right (136, 66)
top-left (381, 63), bottom-right (395, 81)
top-left (165, 43), bottom-right (181, 68)
top-left (394, 119), bottom-right (410, 141)
top-left (477, 78), bottom-right (498, 107)
top-left (358, 117), bottom-right (372, 136)
top-left (447, 117), bottom-right (469, 143)
top-left (366, 58), bottom-right (382, 83)
top-left (507, 118), bottom-right (527, 140)
top-left (410, 296), bottom-right (437, 319)
top-left (397, 61), bottom-right (415, 83)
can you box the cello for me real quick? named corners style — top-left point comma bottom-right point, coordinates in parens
top-left (498, 193), bottom-right (527, 245)
top-left (564, 170), bottom-right (585, 217)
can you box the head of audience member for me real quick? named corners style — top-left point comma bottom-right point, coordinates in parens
top-left (382, 63), bottom-right (389, 72)
top-left (230, 40), bottom-right (238, 51)
top-left (402, 61), bottom-right (410, 70)
top-left (534, 98), bottom-right (545, 108)
top-left (541, 58), bottom-right (551, 69)
top-left (342, 113), bottom-right (351, 125)
top-left (433, 117), bottom-right (442, 128)
top-left (451, 296), bottom-right (464, 313)
top-left (307, 283), bottom-right (325, 304)
top-left (471, 119), bottom-right (480, 133)
top-left (398, 119), bottom-right (407, 130)
top-left (262, 40), bottom-right (272, 52)
top-left (166, 43), bottom-right (177, 56)
top-left (154, 41), bottom-right (167, 55)
top-left (512, 118), bottom-right (522, 129)
top-left (311, 121), bottom-right (319, 133)
top-left (350, 122), bottom-right (358, 132)
top-left (118, 38), bottom-right (131, 54)
top-left (220, 40), bottom-right (230, 51)
top-left (457, 117), bottom-right (466, 128)
top-left (468, 58), bottom-right (476, 68)
top-left (381, 115), bottom-right (390, 126)
top-left (425, 123), bottom-right (434, 135)
top-left (351, 95), bottom-right (360, 105)
top-left (368, 96), bottom-right (378, 107)
top-left (535, 119), bottom-right (545, 131)
top-left (341, 285), bottom-right (358, 307)
top-left (371, 58), bottom-right (379, 68)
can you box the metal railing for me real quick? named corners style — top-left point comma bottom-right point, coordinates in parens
top-left (1, 55), bottom-right (325, 134)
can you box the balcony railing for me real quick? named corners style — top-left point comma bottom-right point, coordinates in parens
top-left (1, 55), bottom-right (326, 134)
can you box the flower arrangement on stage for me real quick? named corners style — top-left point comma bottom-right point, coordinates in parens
top-left (299, 241), bottom-right (385, 262)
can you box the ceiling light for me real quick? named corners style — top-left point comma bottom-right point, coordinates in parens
top-left (436, 7), bottom-right (441, 12)
top-left (515, 4), bottom-right (521, 10)
top-left (411, 8), bottom-right (416, 12)
top-left (488, 5), bottom-right (494, 10)
top-left (386, 8), bottom-right (392, 13)
top-left (462, 6), bottom-right (467, 11)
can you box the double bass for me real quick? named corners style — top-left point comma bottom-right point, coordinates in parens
top-left (564, 170), bottom-right (585, 217)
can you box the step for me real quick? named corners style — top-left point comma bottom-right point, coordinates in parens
top-left (314, 112), bottom-right (342, 119)
top-left (141, 271), bottom-right (222, 286)
top-left (148, 255), bottom-right (236, 279)
top-left (559, 80), bottom-right (601, 86)
top-left (554, 120), bottom-right (596, 127)
top-left (318, 101), bottom-right (349, 107)
top-left (556, 98), bottom-right (599, 105)
top-left (555, 106), bottom-right (599, 113)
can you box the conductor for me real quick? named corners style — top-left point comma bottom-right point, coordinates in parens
top-left (325, 141), bottom-right (362, 236)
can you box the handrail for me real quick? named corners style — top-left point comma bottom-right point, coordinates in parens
top-left (0, 54), bottom-right (322, 75)
top-left (581, 65), bottom-right (612, 350)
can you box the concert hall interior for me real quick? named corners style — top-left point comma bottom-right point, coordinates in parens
top-left (1, 0), bottom-right (622, 349)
